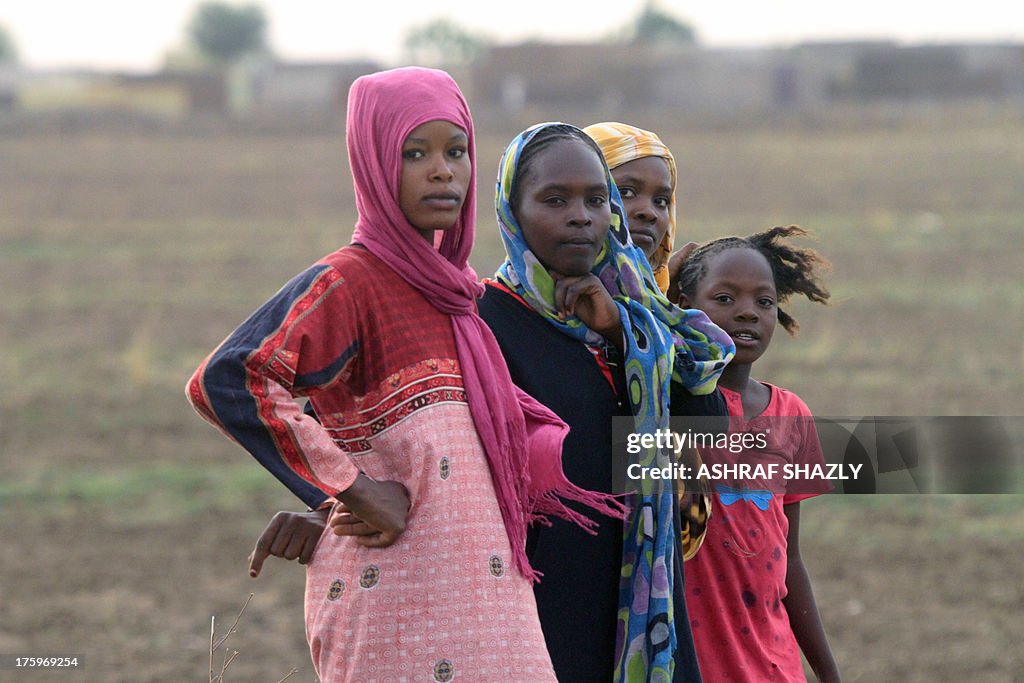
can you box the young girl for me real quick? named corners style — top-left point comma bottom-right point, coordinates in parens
top-left (585, 121), bottom-right (722, 562)
top-left (478, 122), bottom-right (734, 682)
top-left (675, 226), bottom-right (841, 682)
top-left (185, 68), bottom-right (620, 683)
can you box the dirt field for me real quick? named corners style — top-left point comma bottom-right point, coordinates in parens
top-left (1, 109), bottom-right (1022, 681)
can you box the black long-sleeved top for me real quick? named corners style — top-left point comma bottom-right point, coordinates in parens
top-left (480, 283), bottom-right (726, 682)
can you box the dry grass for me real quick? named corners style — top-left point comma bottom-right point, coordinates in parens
top-left (1, 110), bottom-right (1022, 681)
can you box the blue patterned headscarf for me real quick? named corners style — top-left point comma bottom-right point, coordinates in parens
top-left (494, 123), bottom-right (734, 682)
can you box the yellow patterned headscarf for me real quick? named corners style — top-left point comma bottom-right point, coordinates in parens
top-left (584, 122), bottom-right (677, 293)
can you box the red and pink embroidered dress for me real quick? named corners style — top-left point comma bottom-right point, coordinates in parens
top-left (186, 67), bottom-right (590, 682)
top-left (189, 248), bottom-right (557, 681)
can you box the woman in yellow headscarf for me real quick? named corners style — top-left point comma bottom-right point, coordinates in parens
top-left (585, 121), bottom-right (718, 563)
top-left (583, 122), bottom-right (683, 294)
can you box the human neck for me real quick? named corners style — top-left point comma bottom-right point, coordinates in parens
top-left (719, 360), bottom-right (774, 419)
top-left (718, 361), bottom-right (757, 396)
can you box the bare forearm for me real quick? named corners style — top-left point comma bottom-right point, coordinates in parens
top-left (784, 557), bottom-right (840, 682)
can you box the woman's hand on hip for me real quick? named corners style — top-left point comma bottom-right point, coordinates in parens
top-left (334, 474), bottom-right (411, 548)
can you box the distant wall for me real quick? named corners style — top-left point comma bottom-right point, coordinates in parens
top-left (4, 43), bottom-right (1023, 132)
top-left (469, 41), bottom-right (1024, 119)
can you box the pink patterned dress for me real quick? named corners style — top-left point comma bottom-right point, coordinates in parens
top-left (188, 247), bottom-right (556, 682)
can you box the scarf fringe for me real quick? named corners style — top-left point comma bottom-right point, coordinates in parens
top-left (491, 419), bottom-right (628, 584)
top-left (517, 483), bottom-right (627, 584)
top-left (532, 482), bottom-right (627, 531)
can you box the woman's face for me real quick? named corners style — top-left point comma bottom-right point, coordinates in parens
top-left (512, 138), bottom-right (611, 277)
top-left (611, 156), bottom-right (672, 260)
top-left (398, 119), bottom-right (471, 240)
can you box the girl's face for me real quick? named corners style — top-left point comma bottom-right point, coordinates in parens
top-left (611, 156), bottom-right (672, 260)
top-left (398, 119), bottom-right (471, 240)
top-left (513, 138), bottom-right (611, 277)
top-left (683, 247), bottom-right (777, 366)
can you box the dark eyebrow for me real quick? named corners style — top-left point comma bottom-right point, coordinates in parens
top-left (404, 133), bottom-right (468, 145)
top-left (614, 173), bottom-right (672, 194)
top-left (710, 279), bottom-right (777, 294)
top-left (533, 183), bottom-right (608, 193)
top-left (534, 183), bottom-right (570, 192)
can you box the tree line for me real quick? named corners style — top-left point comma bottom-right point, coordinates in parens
top-left (0, 0), bottom-right (695, 70)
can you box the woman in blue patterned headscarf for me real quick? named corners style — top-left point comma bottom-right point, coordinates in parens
top-left (482, 122), bottom-right (734, 682)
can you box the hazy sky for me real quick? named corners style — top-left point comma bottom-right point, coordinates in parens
top-left (3, 0), bottom-right (1024, 71)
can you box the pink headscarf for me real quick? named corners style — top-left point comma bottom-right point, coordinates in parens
top-left (348, 66), bottom-right (480, 297)
top-left (346, 67), bottom-right (621, 580)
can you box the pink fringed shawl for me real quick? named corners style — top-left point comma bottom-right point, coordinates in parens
top-left (346, 67), bottom-right (622, 580)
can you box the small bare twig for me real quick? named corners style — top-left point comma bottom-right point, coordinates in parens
top-left (207, 593), bottom-right (300, 682)
top-left (213, 592), bottom-right (254, 651)
top-left (209, 616), bottom-right (215, 683)
top-left (274, 668), bottom-right (299, 683)
top-left (218, 648), bottom-right (240, 681)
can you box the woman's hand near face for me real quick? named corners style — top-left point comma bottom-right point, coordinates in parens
top-left (552, 272), bottom-right (624, 350)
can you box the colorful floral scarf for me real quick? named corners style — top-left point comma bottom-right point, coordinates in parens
top-left (583, 122), bottom-right (678, 294)
top-left (493, 123), bottom-right (735, 682)
top-left (586, 121), bottom-right (712, 563)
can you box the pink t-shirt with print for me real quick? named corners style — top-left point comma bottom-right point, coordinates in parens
top-left (685, 383), bottom-right (831, 682)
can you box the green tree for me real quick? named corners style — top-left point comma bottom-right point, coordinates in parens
top-left (0, 24), bottom-right (17, 63)
top-left (188, 2), bottom-right (267, 66)
top-left (403, 18), bottom-right (489, 67)
top-left (630, 0), bottom-right (697, 45)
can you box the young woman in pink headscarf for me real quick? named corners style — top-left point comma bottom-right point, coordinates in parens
top-left (186, 67), bottom-right (619, 683)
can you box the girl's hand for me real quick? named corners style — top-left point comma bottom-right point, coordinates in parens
top-left (552, 272), bottom-right (623, 348)
top-left (248, 508), bottom-right (329, 577)
top-left (334, 474), bottom-right (411, 547)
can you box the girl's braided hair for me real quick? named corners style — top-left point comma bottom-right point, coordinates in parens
top-left (677, 225), bottom-right (830, 334)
